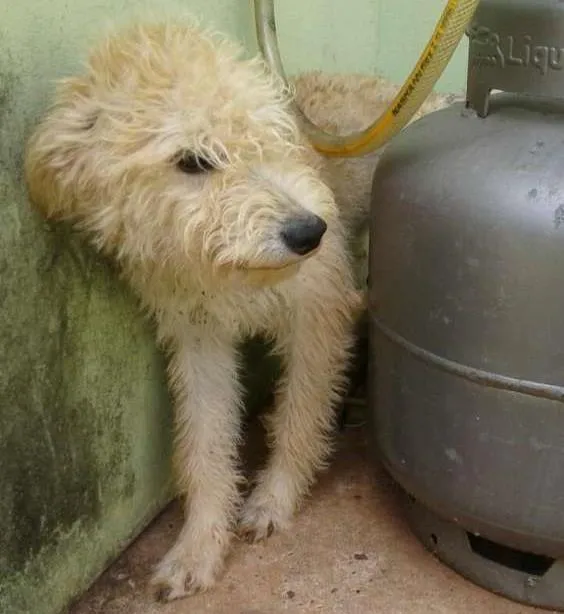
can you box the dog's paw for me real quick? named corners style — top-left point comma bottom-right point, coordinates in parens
top-left (150, 551), bottom-right (217, 602)
top-left (238, 496), bottom-right (291, 544)
top-left (150, 523), bottom-right (231, 601)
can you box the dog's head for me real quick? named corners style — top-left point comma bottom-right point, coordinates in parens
top-left (25, 21), bottom-right (338, 285)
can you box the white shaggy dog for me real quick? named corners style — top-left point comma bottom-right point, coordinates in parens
top-left (24, 19), bottom-right (451, 601)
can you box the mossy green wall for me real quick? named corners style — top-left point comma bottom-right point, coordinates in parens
top-left (0, 4), bottom-right (180, 612)
top-left (0, 1), bottom-right (465, 613)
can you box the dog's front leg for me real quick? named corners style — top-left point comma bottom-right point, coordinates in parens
top-left (151, 329), bottom-right (243, 601)
top-left (240, 288), bottom-right (355, 541)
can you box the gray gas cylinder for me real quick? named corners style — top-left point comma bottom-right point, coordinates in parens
top-left (369, 0), bottom-right (564, 609)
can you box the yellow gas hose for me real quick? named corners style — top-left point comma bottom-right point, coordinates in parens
top-left (254, 0), bottom-right (479, 157)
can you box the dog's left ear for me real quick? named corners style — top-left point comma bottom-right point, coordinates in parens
top-left (24, 76), bottom-right (100, 221)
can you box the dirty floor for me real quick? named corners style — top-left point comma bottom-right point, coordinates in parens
top-left (69, 412), bottom-right (550, 614)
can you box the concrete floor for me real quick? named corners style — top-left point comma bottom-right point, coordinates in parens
top-left (70, 412), bottom-right (552, 614)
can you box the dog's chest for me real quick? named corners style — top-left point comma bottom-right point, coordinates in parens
top-left (189, 286), bottom-right (291, 337)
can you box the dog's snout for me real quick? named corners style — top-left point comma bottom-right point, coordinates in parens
top-left (281, 214), bottom-right (327, 256)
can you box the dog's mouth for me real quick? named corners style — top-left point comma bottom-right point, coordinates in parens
top-left (237, 245), bottom-right (321, 273)
top-left (219, 244), bottom-right (321, 287)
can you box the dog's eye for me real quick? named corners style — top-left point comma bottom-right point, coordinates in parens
top-left (176, 152), bottom-right (215, 174)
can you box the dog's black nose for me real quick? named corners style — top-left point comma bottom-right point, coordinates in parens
top-left (281, 214), bottom-right (328, 255)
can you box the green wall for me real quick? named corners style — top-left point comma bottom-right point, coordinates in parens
top-left (0, 2), bottom-right (465, 614)
top-left (276, 0), bottom-right (467, 93)
top-left (2, 0), bottom-right (467, 105)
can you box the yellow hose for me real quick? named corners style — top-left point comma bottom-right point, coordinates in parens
top-left (254, 0), bottom-right (479, 158)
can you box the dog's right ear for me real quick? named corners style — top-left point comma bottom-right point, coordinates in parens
top-left (24, 75), bottom-right (100, 222)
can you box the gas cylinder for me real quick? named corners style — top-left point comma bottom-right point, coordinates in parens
top-left (369, 0), bottom-right (564, 609)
